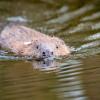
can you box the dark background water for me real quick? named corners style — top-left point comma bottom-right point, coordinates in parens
top-left (0, 0), bottom-right (100, 100)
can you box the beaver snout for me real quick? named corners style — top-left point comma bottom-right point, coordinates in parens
top-left (42, 50), bottom-right (54, 58)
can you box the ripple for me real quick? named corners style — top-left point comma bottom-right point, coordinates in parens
top-left (84, 32), bottom-right (100, 41)
top-left (67, 23), bottom-right (92, 34)
top-left (47, 5), bottom-right (94, 24)
top-left (81, 12), bottom-right (100, 21)
top-left (75, 40), bottom-right (100, 51)
top-left (6, 16), bottom-right (31, 23)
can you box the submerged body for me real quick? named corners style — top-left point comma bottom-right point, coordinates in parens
top-left (0, 25), bottom-right (70, 59)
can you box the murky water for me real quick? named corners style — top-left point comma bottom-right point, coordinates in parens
top-left (0, 0), bottom-right (100, 100)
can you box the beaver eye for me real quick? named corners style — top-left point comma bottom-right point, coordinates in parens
top-left (56, 46), bottom-right (59, 49)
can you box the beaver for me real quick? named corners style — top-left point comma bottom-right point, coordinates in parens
top-left (0, 25), bottom-right (70, 59)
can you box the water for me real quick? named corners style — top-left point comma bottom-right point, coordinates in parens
top-left (0, 0), bottom-right (100, 100)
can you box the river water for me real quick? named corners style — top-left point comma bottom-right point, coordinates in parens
top-left (0, 0), bottom-right (100, 100)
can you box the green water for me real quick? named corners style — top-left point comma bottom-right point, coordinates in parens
top-left (0, 0), bottom-right (100, 100)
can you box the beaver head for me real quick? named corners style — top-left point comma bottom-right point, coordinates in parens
top-left (11, 37), bottom-right (70, 59)
top-left (17, 39), bottom-right (54, 59)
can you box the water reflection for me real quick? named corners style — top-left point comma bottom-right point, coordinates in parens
top-left (0, 55), bottom-right (59, 71)
top-left (32, 59), bottom-right (59, 71)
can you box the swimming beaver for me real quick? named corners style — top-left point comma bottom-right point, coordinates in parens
top-left (0, 25), bottom-right (70, 59)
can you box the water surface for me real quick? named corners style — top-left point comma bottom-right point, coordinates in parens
top-left (0, 0), bottom-right (100, 100)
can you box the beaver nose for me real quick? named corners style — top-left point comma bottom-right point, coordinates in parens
top-left (42, 51), bottom-right (54, 57)
top-left (51, 52), bottom-right (53, 55)
top-left (42, 52), bottom-right (46, 56)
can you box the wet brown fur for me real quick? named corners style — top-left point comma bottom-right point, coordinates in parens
top-left (0, 25), bottom-right (70, 59)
